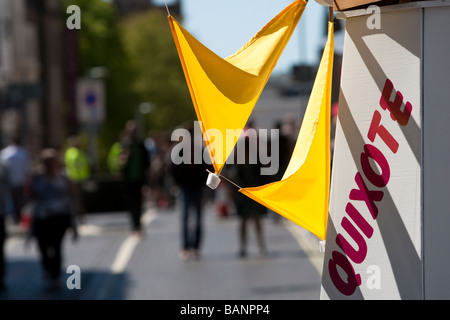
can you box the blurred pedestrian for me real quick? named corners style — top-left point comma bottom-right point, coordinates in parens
top-left (264, 120), bottom-right (293, 223)
top-left (25, 148), bottom-right (81, 289)
top-left (64, 135), bottom-right (89, 224)
top-left (107, 131), bottom-right (125, 176)
top-left (233, 135), bottom-right (267, 258)
top-left (64, 135), bottom-right (90, 183)
top-left (0, 135), bottom-right (31, 224)
top-left (273, 120), bottom-right (291, 181)
top-left (0, 159), bottom-right (10, 290)
top-left (119, 120), bottom-right (150, 236)
top-left (170, 124), bottom-right (209, 261)
top-left (144, 131), bottom-right (159, 163)
top-left (150, 135), bottom-right (176, 209)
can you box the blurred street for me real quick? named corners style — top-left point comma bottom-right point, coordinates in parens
top-left (0, 202), bottom-right (324, 300)
top-left (0, 0), bottom-right (330, 302)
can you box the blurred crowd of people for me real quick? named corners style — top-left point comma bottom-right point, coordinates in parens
top-left (0, 135), bottom-right (82, 289)
top-left (0, 114), bottom-right (305, 289)
top-left (0, 119), bottom-right (186, 289)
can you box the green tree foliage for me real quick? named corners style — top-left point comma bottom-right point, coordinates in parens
top-left (62, 1), bottom-right (194, 173)
top-left (120, 9), bottom-right (195, 131)
top-left (63, 0), bottom-right (139, 172)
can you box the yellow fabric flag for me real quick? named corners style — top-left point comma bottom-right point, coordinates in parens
top-left (168, 1), bottom-right (306, 174)
top-left (240, 22), bottom-right (334, 240)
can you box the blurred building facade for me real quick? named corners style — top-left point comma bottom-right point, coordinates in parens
top-left (0, 0), bottom-right (71, 159)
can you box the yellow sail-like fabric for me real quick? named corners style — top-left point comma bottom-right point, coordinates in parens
top-left (168, 1), bottom-right (306, 174)
top-left (240, 22), bottom-right (334, 240)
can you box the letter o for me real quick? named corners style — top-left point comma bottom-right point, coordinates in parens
top-left (360, 144), bottom-right (390, 188)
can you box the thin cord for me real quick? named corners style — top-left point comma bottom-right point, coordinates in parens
top-left (206, 169), bottom-right (242, 190)
top-left (163, 0), bottom-right (171, 16)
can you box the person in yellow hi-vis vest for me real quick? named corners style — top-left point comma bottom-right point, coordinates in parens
top-left (107, 131), bottom-right (125, 175)
top-left (64, 135), bottom-right (90, 183)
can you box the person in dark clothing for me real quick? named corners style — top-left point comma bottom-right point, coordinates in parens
top-left (26, 148), bottom-right (81, 289)
top-left (0, 160), bottom-right (9, 290)
top-left (0, 135), bottom-right (31, 224)
top-left (233, 134), bottom-right (267, 258)
top-left (119, 120), bottom-right (150, 236)
top-left (170, 125), bottom-right (210, 261)
top-left (265, 120), bottom-right (294, 223)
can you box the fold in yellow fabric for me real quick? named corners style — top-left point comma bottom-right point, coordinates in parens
top-left (240, 22), bottom-right (334, 240)
top-left (168, 0), bottom-right (306, 174)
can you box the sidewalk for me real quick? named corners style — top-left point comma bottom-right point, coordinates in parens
top-left (0, 202), bottom-right (324, 300)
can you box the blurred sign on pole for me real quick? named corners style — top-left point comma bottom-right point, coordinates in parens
top-left (76, 78), bottom-right (105, 123)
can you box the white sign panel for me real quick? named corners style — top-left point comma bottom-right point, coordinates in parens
top-left (321, 6), bottom-right (422, 299)
top-left (76, 78), bottom-right (105, 123)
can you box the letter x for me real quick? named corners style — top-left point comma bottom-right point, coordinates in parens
top-left (349, 172), bottom-right (384, 220)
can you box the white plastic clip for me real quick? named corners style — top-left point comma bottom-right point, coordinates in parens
top-left (319, 240), bottom-right (326, 253)
top-left (206, 172), bottom-right (221, 190)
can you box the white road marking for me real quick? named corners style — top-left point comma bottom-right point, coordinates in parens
top-left (110, 233), bottom-right (142, 274)
top-left (110, 209), bottom-right (157, 274)
top-left (78, 224), bottom-right (103, 236)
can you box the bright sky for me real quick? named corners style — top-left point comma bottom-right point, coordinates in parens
top-left (155, 0), bottom-right (328, 75)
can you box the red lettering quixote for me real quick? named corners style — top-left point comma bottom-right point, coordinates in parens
top-left (328, 78), bottom-right (412, 296)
